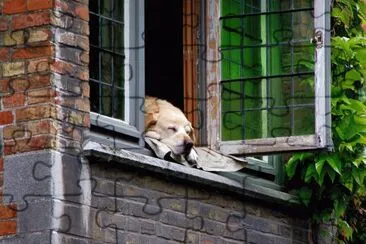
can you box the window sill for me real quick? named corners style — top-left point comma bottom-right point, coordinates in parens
top-left (83, 141), bottom-right (301, 208)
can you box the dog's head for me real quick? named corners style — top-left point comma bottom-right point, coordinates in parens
top-left (144, 97), bottom-right (195, 156)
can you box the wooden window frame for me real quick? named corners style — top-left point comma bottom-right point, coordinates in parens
top-left (205, 0), bottom-right (332, 156)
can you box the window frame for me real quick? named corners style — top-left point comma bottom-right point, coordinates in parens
top-left (89, 0), bottom-right (145, 147)
top-left (206, 0), bottom-right (332, 156)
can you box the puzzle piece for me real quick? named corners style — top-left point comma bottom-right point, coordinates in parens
top-left (0, 1), bottom-right (341, 243)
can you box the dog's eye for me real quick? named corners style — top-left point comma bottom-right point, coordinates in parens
top-left (184, 125), bottom-right (191, 133)
top-left (168, 126), bottom-right (177, 133)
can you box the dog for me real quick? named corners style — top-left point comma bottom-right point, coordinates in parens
top-left (144, 96), bottom-right (198, 165)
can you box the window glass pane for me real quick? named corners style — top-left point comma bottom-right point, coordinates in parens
top-left (89, 0), bottom-right (125, 120)
top-left (221, 0), bottom-right (315, 141)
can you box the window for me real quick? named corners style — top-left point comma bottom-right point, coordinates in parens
top-left (205, 0), bottom-right (332, 155)
top-left (88, 0), bottom-right (331, 167)
top-left (89, 0), bottom-right (145, 148)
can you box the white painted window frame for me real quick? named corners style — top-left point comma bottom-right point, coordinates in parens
top-left (206, 0), bottom-right (332, 156)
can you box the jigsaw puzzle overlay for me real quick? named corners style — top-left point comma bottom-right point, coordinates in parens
top-left (0, 0), bottom-right (334, 243)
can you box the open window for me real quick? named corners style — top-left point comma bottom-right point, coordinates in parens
top-left (88, 0), bottom-right (332, 169)
top-left (89, 0), bottom-right (145, 148)
top-left (206, 0), bottom-right (332, 155)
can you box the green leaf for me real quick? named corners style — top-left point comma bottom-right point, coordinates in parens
top-left (334, 200), bottom-right (347, 218)
top-left (352, 167), bottom-right (362, 186)
top-left (286, 156), bottom-right (300, 178)
top-left (345, 69), bottom-right (361, 81)
top-left (315, 159), bottom-right (326, 175)
top-left (305, 164), bottom-right (317, 183)
top-left (327, 167), bottom-right (336, 183)
top-left (315, 167), bottom-right (326, 186)
top-left (327, 155), bottom-right (342, 175)
top-left (339, 220), bottom-right (353, 240)
top-left (298, 187), bottom-right (312, 206)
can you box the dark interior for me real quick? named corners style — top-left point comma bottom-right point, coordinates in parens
top-left (145, 0), bottom-right (184, 110)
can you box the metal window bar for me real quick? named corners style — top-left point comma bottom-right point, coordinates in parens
top-left (90, 0), bottom-right (125, 120)
top-left (220, 0), bottom-right (315, 141)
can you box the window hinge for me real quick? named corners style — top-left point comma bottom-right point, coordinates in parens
top-left (311, 30), bottom-right (323, 48)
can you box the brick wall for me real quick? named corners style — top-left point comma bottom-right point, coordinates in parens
top-left (72, 161), bottom-right (311, 244)
top-left (0, 0), bottom-right (89, 240)
top-left (0, 0), bottom-right (327, 243)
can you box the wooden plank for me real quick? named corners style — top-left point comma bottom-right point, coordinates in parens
top-left (219, 135), bottom-right (320, 155)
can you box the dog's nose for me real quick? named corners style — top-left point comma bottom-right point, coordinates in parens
top-left (184, 140), bottom-right (193, 153)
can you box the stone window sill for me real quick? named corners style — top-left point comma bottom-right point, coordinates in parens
top-left (83, 141), bottom-right (301, 208)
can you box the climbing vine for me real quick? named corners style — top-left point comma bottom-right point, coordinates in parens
top-left (285, 0), bottom-right (366, 243)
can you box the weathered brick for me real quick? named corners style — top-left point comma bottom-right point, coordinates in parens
top-left (27, 88), bottom-right (55, 104)
top-left (16, 105), bottom-right (55, 122)
top-left (55, 107), bottom-right (89, 127)
top-left (0, 48), bottom-right (9, 62)
top-left (27, 28), bottom-right (51, 43)
top-left (56, 46), bottom-right (82, 64)
top-left (3, 124), bottom-right (26, 140)
top-left (3, 0), bottom-right (26, 14)
top-left (2, 62), bottom-right (25, 77)
top-left (28, 74), bottom-right (51, 89)
top-left (27, 119), bottom-right (57, 136)
top-left (12, 46), bottom-right (53, 59)
top-left (13, 11), bottom-right (51, 30)
top-left (0, 204), bottom-right (17, 219)
top-left (80, 51), bottom-right (89, 64)
top-left (81, 81), bottom-right (89, 97)
top-left (2, 93), bottom-right (26, 108)
top-left (141, 220), bottom-right (156, 235)
top-left (2, 75), bottom-right (50, 93)
top-left (75, 5), bottom-right (89, 21)
top-left (0, 17), bottom-right (9, 31)
top-left (51, 60), bottom-right (89, 80)
top-left (51, 15), bottom-right (89, 35)
top-left (0, 221), bottom-right (16, 236)
top-left (0, 111), bottom-right (14, 125)
top-left (0, 158), bottom-right (3, 171)
top-left (27, 58), bottom-right (50, 73)
top-left (55, 95), bottom-right (90, 112)
top-left (3, 31), bottom-right (24, 46)
top-left (54, 0), bottom-right (89, 21)
top-left (27, 0), bottom-right (53, 11)
top-left (4, 134), bottom-right (56, 155)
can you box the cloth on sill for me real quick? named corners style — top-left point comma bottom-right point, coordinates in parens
top-left (144, 137), bottom-right (247, 172)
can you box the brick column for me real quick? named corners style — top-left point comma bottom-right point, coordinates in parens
top-left (0, 0), bottom-right (89, 241)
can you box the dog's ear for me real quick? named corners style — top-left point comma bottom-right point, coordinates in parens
top-left (144, 97), bottom-right (159, 129)
top-left (189, 125), bottom-right (196, 144)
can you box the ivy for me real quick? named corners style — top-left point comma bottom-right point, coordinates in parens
top-left (285, 1), bottom-right (366, 243)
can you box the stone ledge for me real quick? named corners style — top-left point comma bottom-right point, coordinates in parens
top-left (83, 141), bottom-right (301, 208)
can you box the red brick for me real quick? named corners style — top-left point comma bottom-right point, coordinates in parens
top-left (0, 111), bottom-right (13, 125)
top-left (27, 58), bottom-right (50, 73)
top-left (4, 75), bottom-right (51, 93)
top-left (0, 48), bottom-right (9, 62)
top-left (27, 119), bottom-right (57, 136)
top-left (27, 88), bottom-right (55, 104)
top-left (0, 204), bottom-right (17, 219)
top-left (0, 221), bottom-right (16, 236)
top-left (12, 46), bottom-right (53, 59)
top-left (4, 135), bottom-right (55, 155)
top-left (3, 124), bottom-right (26, 140)
top-left (16, 105), bottom-right (54, 122)
top-left (75, 6), bottom-right (89, 21)
top-left (0, 158), bottom-right (3, 171)
top-left (3, 0), bottom-right (26, 14)
top-left (27, 0), bottom-right (53, 11)
top-left (13, 11), bottom-right (51, 30)
top-left (2, 93), bottom-right (26, 108)
top-left (0, 17), bottom-right (9, 31)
